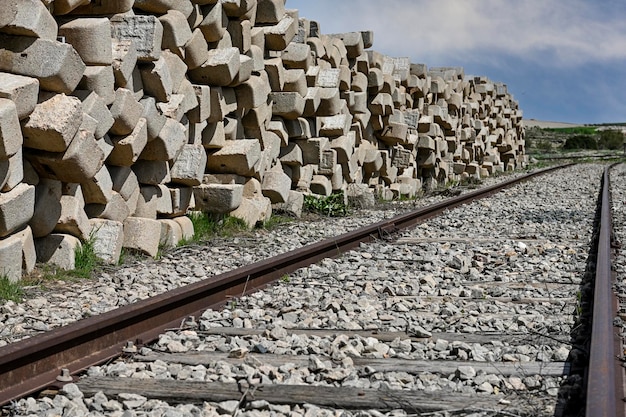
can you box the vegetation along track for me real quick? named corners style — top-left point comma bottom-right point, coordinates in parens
top-left (3, 163), bottom-right (626, 416)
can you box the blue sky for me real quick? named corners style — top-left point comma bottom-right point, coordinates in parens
top-left (287, 0), bottom-right (626, 124)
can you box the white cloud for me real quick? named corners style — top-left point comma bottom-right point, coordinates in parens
top-left (291, 0), bottom-right (626, 66)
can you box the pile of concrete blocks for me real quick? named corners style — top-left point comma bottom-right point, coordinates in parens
top-left (0, 0), bottom-right (525, 280)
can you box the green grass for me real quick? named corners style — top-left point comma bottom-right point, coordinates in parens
top-left (0, 275), bottom-right (23, 302)
top-left (71, 235), bottom-right (100, 279)
top-left (543, 126), bottom-right (598, 135)
top-left (304, 192), bottom-right (349, 217)
top-left (262, 214), bottom-right (294, 230)
top-left (182, 212), bottom-right (251, 244)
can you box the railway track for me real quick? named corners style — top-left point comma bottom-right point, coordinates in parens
top-left (2, 163), bottom-right (625, 416)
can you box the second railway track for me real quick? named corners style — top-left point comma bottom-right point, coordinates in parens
top-left (3, 163), bottom-right (625, 416)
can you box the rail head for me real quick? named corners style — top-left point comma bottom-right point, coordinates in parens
top-left (585, 164), bottom-right (625, 417)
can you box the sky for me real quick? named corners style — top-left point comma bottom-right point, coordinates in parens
top-left (287, 0), bottom-right (626, 125)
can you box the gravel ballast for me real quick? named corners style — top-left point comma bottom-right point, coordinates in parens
top-left (5, 163), bottom-right (609, 417)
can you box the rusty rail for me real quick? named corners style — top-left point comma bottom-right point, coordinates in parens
top-left (586, 165), bottom-right (625, 417)
top-left (0, 165), bottom-right (567, 406)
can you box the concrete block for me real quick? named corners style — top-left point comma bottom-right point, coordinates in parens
top-left (82, 164), bottom-right (113, 205)
top-left (187, 84), bottom-right (211, 123)
top-left (133, 0), bottom-right (192, 15)
top-left (279, 142), bottom-right (302, 166)
top-left (66, 0), bottom-right (134, 15)
top-left (264, 57), bottom-right (285, 92)
top-left (54, 195), bottom-right (91, 241)
top-left (230, 195), bottom-right (271, 228)
top-left (318, 114), bottom-right (351, 137)
top-left (351, 71), bottom-right (368, 92)
top-left (0, 233), bottom-right (23, 282)
top-left (319, 149), bottom-right (337, 175)
top-left (74, 91), bottom-right (114, 139)
top-left (235, 74), bottom-right (271, 110)
top-left (29, 178), bottom-right (61, 238)
top-left (107, 118), bottom-right (148, 167)
top-left (0, 0), bottom-right (57, 40)
top-left (166, 186), bottom-right (193, 217)
top-left (184, 28), bottom-right (210, 70)
top-left (111, 39), bottom-right (137, 88)
top-left (110, 15), bottom-right (163, 62)
top-left (122, 217), bottom-right (161, 257)
top-left (174, 215), bottom-right (194, 240)
top-left (198, 2), bottom-right (227, 43)
top-left (256, 0), bottom-right (285, 24)
top-left (13, 225), bottom-right (36, 274)
top-left (0, 34), bottom-right (85, 94)
top-left (328, 32), bottom-right (363, 59)
top-left (202, 121), bottom-right (226, 149)
top-left (283, 69), bottom-right (307, 96)
top-left (295, 137), bottom-right (330, 165)
top-left (281, 42), bottom-right (312, 71)
top-left (270, 92), bottom-right (304, 119)
top-left (310, 175), bottom-right (332, 196)
top-left (159, 10), bottom-right (193, 58)
top-left (59, 18), bottom-right (113, 65)
top-left (159, 218), bottom-right (182, 248)
top-left (222, 0), bottom-right (256, 18)
top-left (261, 168), bottom-right (291, 203)
top-left (193, 183), bottom-right (243, 213)
top-left (330, 134), bottom-right (355, 164)
top-left (170, 144), bottom-right (207, 186)
top-left (109, 165), bottom-right (139, 202)
top-left (21, 94), bottom-right (82, 152)
top-left (133, 185), bottom-right (157, 219)
top-left (78, 65), bottom-right (115, 105)
top-left (264, 14), bottom-right (296, 50)
top-left (133, 159), bottom-right (171, 185)
top-left (284, 117), bottom-right (314, 140)
top-left (1, 148), bottom-right (23, 192)
top-left (228, 18), bottom-right (251, 54)
top-left (28, 129), bottom-right (104, 183)
top-left (272, 190), bottom-right (303, 217)
top-left (35, 233), bottom-right (80, 270)
top-left (188, 47), bottom-right (241, 87)
top-left (317, 87), bottom-right (342, 116)
top-left (0, 73), bottom-right (39, 120)
top-left (120, 65), bottom-right (145, 99)
top-left (85, 191), bottom-right (131, 222)
top-left (206, 139), bottom-right (261, 176)
top-left (137, 98), bottom-right (166, 142)
top-left (241, 100), bottom-right (272, 134)
top-left (89, 218), bottom-right (123, 264)
top-left (0, 99), bottom-right (22, 159)
top-left (246, 44), bottom-right (264, 73)
top-left (139, 56), bottom-right (173, 103)
top-left (0, 183), bottom-right (33, 238)
top-left (140, 118), bottom-right (186, 161)
top-left (109, 88), bottom-right (144, 136)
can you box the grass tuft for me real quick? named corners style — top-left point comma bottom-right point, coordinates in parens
top-left (0, 275), bottom-right (23, 302)
top-left (304, 192), bottom-right (349, 217)
top-left (182, 212), bottom-right (251, 244)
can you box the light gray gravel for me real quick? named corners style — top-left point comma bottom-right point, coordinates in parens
top-left (5, 163), bottom-right (609, 417)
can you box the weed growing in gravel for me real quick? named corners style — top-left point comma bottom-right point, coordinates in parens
top-left (262, 214), bottom-right (295, 230)
top-left (304, 192), bottom-right (349, 217)
top-left (0, 275), bottom-right (23, 302)
top-left (72, 235), bottom-right (100, 279)
top-left (184, 212), bottom-right (251, 243)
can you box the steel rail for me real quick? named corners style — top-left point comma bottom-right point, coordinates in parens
top-left (0, 164), bottom-right (567, 406)
top-left (586, 165), bottom-right (625, 417)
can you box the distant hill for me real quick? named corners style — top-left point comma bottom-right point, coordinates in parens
top-left (523, 119), bottom-right (585, 128)
top-left (524, 119), bottom-right (626, 129)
